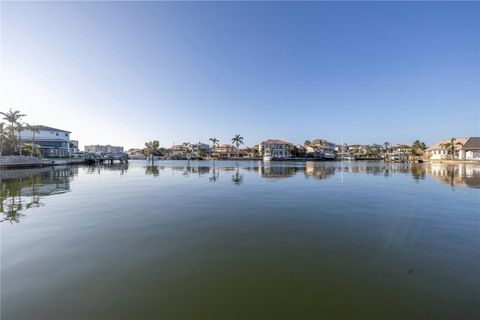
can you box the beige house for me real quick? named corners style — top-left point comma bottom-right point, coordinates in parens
top-left (169, 145), bottom-right (189, 159)
top-left (306, 139), bottom-right (335, 159)
top-left (213, 144), bottom-right (240, 158)
top-left (426, 137), bottom-right (480, 160)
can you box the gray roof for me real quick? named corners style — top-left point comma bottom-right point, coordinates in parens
top-left (29, 125), bottom-right (71, 133)
top-left (463, 137), bottom-right (480, 150)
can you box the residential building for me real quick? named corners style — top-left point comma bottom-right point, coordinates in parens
top-left (305, 139), bottom-right (335, 159)
top-left (426, 137), bottom-right (480, 160)
top-left (20, 125), bottom-right (71, 157)
top-left (213, 144), bottom-right (240, 158)
top-left (169, 145), bottom-right (189, 159)
top-left (189, 143), bottom-right (211, 158)
top-left (84, 145), bottom-right (124, 154)
top-left (259, 139), bottom-right (292, 159)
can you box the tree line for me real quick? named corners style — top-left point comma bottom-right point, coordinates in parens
top-left (0, 108), bottom-right (41, 157)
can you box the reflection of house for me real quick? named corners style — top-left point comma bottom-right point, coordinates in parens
top-left (84, 145), bottom-right (124, 154)
top-left (306, 139), bottom-right (335, 159)
top-left (259, 139), bottom-right (292, 159)
top-left (258, 164), bottom-right (297, 179)
top-left (304, 162), bottom-right (336, 179)
top-left (426, 137), bottom-right (480, 161)
top-left (20, 125), bottom-right (71, 158)
top-left (428, 163), bottom-right (480, 188)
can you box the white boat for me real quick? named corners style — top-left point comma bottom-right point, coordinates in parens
top-left (263, 146), bottom-right (273, 161)
top-left (336, 152), bottom-right (355, 161)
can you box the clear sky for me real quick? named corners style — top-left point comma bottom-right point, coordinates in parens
top-left (1, 1), bottom-right (479, 149)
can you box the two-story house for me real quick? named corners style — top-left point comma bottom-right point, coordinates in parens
top-left (20, 125), bottom-right (71, 157)
top-left (259, 139), bottom-right (292, 160)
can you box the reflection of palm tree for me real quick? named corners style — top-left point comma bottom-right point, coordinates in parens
top-left (145, 165), bottom-right (159, 177)
top-left (232, 166), bottom-right (244, 185)
top-left (26, 174), bottom-right (41, 209)
top-left (209, 163), bottom-right (219, 182)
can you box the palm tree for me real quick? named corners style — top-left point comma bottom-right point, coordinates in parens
top-left (383, 141), bottom-right (390, 159)
top-left (15, 122), bottom-right (27, 156)
top-left (441, 138), bottom-right (459, 160)
top-left (182, 142), bottom-right (191, 160)
top-left (209, 137), bottom-right (219, 156)
top-left (231, 134), bottom-right (244, 157)
top-left (286, 143), bottom-right (297, 158)
top-left (0, 122), bottom-right (6, 158)
top-left (0, 109), bottom-right (26, 155)
top-left (144, 140), bottom-right (160, 164)
top-left (304, 140), bottom-right (311, 147)
top-left (25, 124), bottom-right (41, 157)
top-left (197, 141), bottom-right (206, 158)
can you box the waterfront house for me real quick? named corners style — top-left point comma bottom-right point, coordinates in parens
top-left (213, 144), bottom-right (241, 158)
top-left (84, 145), bottom-right (124, 155)
top-left (20, 125), bottom-right (71, 158)
top-left (169, 145), bottom-right (189, 159)
top-left (258, 139), bottom-right (292, 159)
top-left (426, 137), bottom-right (480, 160)
top-left (189, 143), bottom-right (211, 158)
top-left (306, 139), bottom-right (335, 159)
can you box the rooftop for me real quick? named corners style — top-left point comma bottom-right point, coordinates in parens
top-left (28, 125), bottom-right (71, 133)
top-left (427, 137), bottom-right (470, 151)
top-left (262, 139), bottom-right (290, 145)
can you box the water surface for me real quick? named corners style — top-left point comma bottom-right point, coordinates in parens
top-left (1, 161), bottom-right (479, 319)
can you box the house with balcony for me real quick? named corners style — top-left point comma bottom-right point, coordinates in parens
top-left (259, 139), bottom-right (292, 160)
top-left (20, 125), bottom-right (71, 158)
top-left (426, 137), bottom-right (480, 161)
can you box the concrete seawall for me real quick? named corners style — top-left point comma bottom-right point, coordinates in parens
top-left (0, 158), bottom-right (85, 169)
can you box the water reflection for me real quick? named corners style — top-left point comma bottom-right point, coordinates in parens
top-left (0, 167), bottom-right (75, 223)
top-left (1, 162), bottom-right (479, 223)
top-left (85, 163), bottom-right (129, 175)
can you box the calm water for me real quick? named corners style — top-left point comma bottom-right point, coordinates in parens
top-left (1, 160), bottom-right (479, 320)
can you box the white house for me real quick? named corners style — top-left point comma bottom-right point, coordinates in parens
top-left (259, 139), bottom-right (292, 159)
top-left (213, 144), bottom-right (239, 158)
top-left (190, 143), bottom-right (211, 158)
top-left (20, 125), bottom-right (71, 157)
top-left (426, 137), bottom-right (480, 161)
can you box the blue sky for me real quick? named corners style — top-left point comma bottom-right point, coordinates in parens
top-left (1, 1), bottom-right (478, 149)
